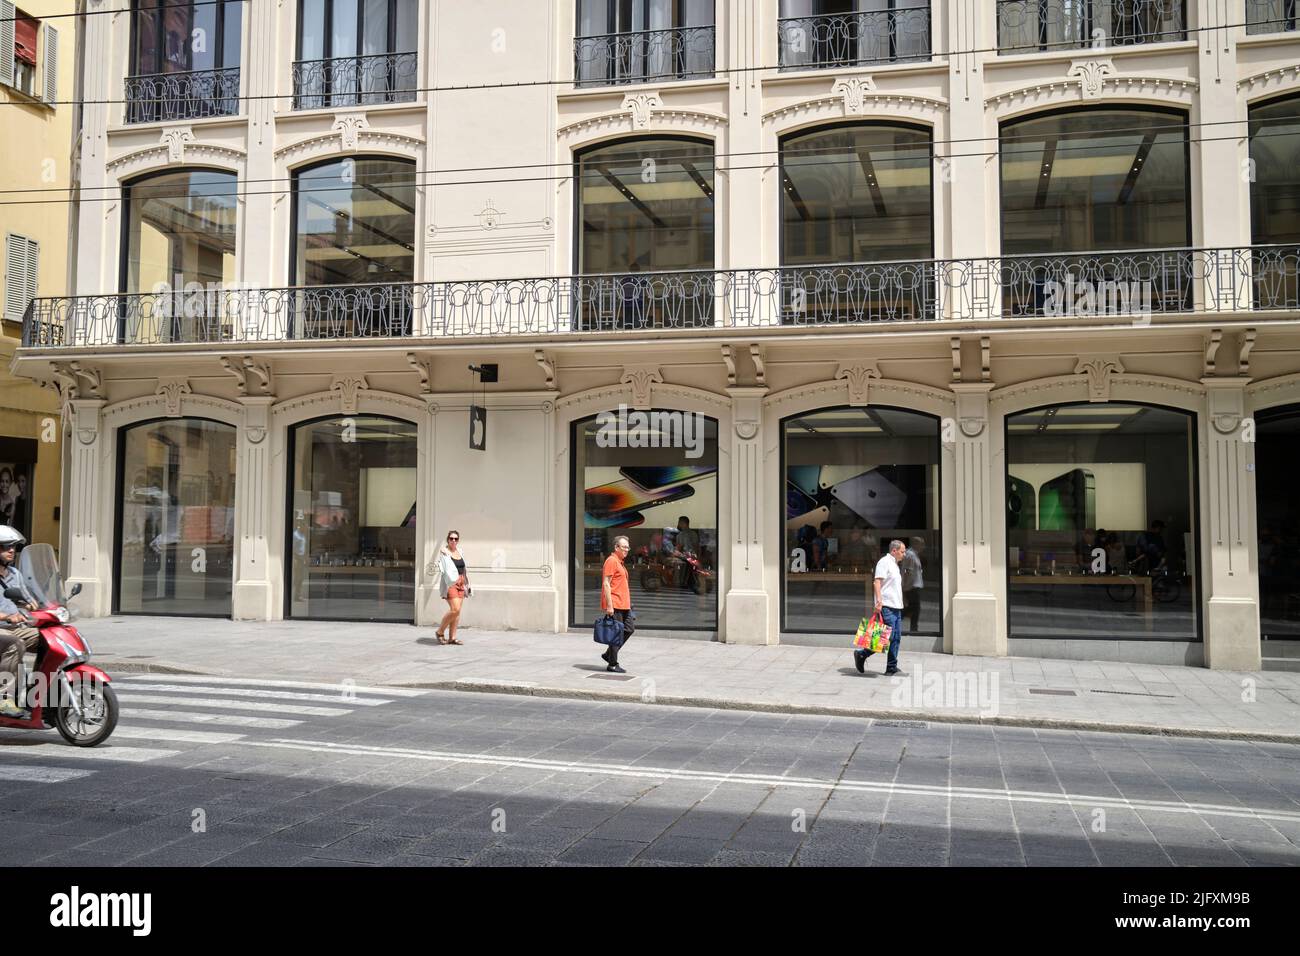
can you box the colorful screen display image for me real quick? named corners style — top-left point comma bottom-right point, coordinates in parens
top-left (573, 414), bottom-right (719, 630)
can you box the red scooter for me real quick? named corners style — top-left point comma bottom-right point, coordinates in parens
top-left (0, 543), bottom-right (118, 747)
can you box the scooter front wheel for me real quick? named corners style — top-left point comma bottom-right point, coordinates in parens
top-left (56, 679), bottom-right (119, 747)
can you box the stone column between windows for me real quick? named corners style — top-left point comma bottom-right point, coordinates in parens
top-left (1201, 378), bottom-right (1262, 670)
top-left (722, 386), bottom-right (771, 644)
top-left (65, 399), bottom-right (108, 615)
top-left (232, 397), bottom-right (275, 620)
top-left (949, 383), bottom-right (1002, 656)
top-left (240, 0), bottom-right (280, 291)
top-left (73, 1), bottom-right (116, 299)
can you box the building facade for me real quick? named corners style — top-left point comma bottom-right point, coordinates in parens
top-left (1, 0), bottom-right (69, 554)
top-left (14, 0), bottom-right (1300, 670)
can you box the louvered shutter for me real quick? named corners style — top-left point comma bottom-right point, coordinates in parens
top-left (0, 1), bottom-right (16, 89)
top-left (24, 237), bottom-right (39, 310)
top-left (4, 234), bottom-right (29, 320)
top-left (41, 22), bottom-right (55, 104)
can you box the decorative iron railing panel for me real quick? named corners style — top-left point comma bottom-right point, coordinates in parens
top-left (292, 52), bottom-right (419, 110)
top-left (22, 247), bottom-right (1300, 348)
top-left (1245, 0), bottom-right (1298, 34)
top-left (777, 8), bottom-right (931, 70)
top-left (996, 0), bottom-right (1186, 53)
top-left (574, 25), bottom-right (715, 86)
top-left (124, 68), bottom-right (241, 124)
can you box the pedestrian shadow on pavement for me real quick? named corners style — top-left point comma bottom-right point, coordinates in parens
top-left (572, 664), bottom-right (610, 673)
top-left (837, 667), bottom-right (880, 677)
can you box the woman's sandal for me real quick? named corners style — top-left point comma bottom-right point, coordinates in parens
top-left (435, 631), bottom-right (449, 645)
top-left (447, 636), bottom-right (463, 645)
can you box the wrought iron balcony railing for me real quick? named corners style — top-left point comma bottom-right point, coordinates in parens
top-left (124, 68), bottom-right (241, 124)
top-left (996, 0), bottom-right (1186, 54)
top-left (575, 25), bottom-right (715, 87)
top-left (1246, 0), bottom-right (1298, 34)
top-left (21, 247), bottom-right (1300, 349)
top-left (777, 8), bottom-right (931, 71)
top-left (292, 52), bottom-right (419, 110)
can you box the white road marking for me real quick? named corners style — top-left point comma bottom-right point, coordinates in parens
top-left (0, 743), bottom-right (180, 763)
top-left (112, 725), bottom-right (246, 745)
top-left (115, 693), bottom-right (351, 717)
top-left (117, 674), bottom-right (426, 697)
top-left (117, 682), bottom-right (392, 706)
top-left (126, 708), bottom-right (302, 729)
top-left (237, 738), bottom-right (1300, 827)
top-left (0, 764), bottom-right (96, 783)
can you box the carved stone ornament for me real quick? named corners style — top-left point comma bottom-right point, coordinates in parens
top-left (534, 350), bottom-right (557, 391)
top-left (959, 418), bottom-right (986, 438)
top-left (331, 374), bottom-right (370, 414)
top-left (1067, 58), bottom-right (1116, 99)
top-left (332, 113), bottom-right (369, 151)
top-left (1074, 355), bottom-right (1125, 402)
top-left (220, 355), bottom-right (274, 397)
top-left (735, 420), bottom-right (759, 441)
top-left (621, 92), bottom-right (662, 130)
top-left (77, 426), bottom-right (98, 446)
top-left (407, 353), bottom-right (433, 394)
top-left (620, 365), bottom-right (663, 409)
top-left (836, 362), bottom-right (881, 406)
top-left (246, 425), bottom-right (267, 444)
top-left (161, 126), bottom-right (195, 163)
top-left (1212, 413), bottom-right (1242, 435)
top-left (749, 344), bottom-right (766, 387)
top-left (156, 377), bottom-right (191, 417)
top-left (833, 75), bottom-right (876, 114)
top-left (721, 345), bottom-right (737, 387)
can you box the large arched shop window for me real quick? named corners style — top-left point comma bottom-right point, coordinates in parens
top-left (290, 156), bottom-right (416, 338)
top-left (780, 123), bottom-right (934, 323)
top-left (1005, 402), bottom-right (1198, 643)
top-left (1256, 405), bottom-right (1300, 641)
top-left (571, 410), bottom-right (719, 630)
top-left (115, 418), bottom-right (237, 616)
top-left (999, 107), bottom-right (1190, 317)
top-left (781, 407), bottom-right (941, 639)
top-left (1247, 94), bottom-right (1300, 310)
top-left (287, 416), bottom-right (417, 622)
top-left (121, 169), bottom-right (238, 344)
top-left (574, 137), bottom-right (715, 331)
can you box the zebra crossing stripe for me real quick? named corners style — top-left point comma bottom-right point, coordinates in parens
top-left (117, 674), bottom-right (427, 697)
top-left (0, 743), bottom-right (180, 763)
top-left (0, 764), bottom-right (96, 783)
top-left (112, 725), bottom-right (246, 745)
top-left (117, 682), bottom-right (392, 706)
top-left (114, 692), bottom-right (351, 717)
top-left (125, 708), bottom-right (302, 729)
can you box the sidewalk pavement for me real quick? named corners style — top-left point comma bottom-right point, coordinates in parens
top-left (83, 616), bottom-right (1300, 743)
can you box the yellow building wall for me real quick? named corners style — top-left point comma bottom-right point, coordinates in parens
top-left (0, 0), bottom-right (77, 550)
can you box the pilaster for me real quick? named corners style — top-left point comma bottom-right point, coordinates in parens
top-left (232, 397), bottom-right (275, 619)
top-left (949, 382), bottom-right (1001, 656)
top-left (65, 399), bottom-right (107, 615)
top-left (722, 386), bottom-right (771, 644)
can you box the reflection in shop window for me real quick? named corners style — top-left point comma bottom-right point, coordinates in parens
top-left (1006, 403), bottom-right (1198, 642)
top-left (781, 407), bottom-right (941, 638)
top-left (116, 419), bottom-right (237, 616)
top-left (1256, 406), bottom-right (1300, 641)
top-left (572, 412), bottom-right (718, 630)
top-left (289, 416), bottom-right (417, 622)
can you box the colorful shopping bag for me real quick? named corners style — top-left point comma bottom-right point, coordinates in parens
top-left (852, 612), bottom-right (892, 653)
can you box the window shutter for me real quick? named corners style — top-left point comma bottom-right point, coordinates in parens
top-left (4, 234), bottom-right (29, 320)
top-left (41, 22), bottom-right (56, 104)
top-left (0, 1), bottom-right (16, 89)
top-left (24, 238), bottom-right (39, 310)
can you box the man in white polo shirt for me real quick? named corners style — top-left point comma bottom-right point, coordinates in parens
top-left (855, 538), bottom-right (907, 676)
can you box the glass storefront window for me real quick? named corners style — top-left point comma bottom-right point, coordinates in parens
top-left (782, 407), bottom-right (941, 636)
top-left (572, 410), bottom-right (718, 629)
top-left (117, 419), bottom-right (237, 616)
top-left (1006, 403), bottom-right (1198, 641)
top-left (1257, 406), bottom-right (1300, 640)
top-left (288, 417), bottom-right (417, 622)
top-left (1000, 108), bottom-right (1190, 255)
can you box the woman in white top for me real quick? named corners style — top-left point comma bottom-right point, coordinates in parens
top-left (436, 530), bottom-right (470, 645)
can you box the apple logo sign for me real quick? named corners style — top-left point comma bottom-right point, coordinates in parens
top-left (469, 405), bottom-right (487, 450)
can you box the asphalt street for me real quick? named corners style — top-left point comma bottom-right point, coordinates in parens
top-left (3, 676), bottom-right (1299, 867)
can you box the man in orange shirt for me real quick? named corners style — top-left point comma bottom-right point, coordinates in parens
top-left (600, 535), bottom-right (634, 673)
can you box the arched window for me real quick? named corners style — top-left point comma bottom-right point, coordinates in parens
top-left (781, 123), bottom-right (933, 265)
top-left (574, 138), bottom-right (715, 329)
top-left (116, 418), bottom-right (237, 616)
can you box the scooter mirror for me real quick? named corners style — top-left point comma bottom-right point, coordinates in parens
top-left (3, 588), bottom-right (24, 602)
top-left (69, 582), bottom-right (82, 598)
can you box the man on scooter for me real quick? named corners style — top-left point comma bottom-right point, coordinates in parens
top-left (0, 526), bottom-right (38, 717)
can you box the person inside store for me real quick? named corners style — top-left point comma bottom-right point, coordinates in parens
top-left (1135, 520), bottom-right (1168, 574)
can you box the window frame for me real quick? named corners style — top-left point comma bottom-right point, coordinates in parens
top-left (128, 0), bottom-right (239, 77)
